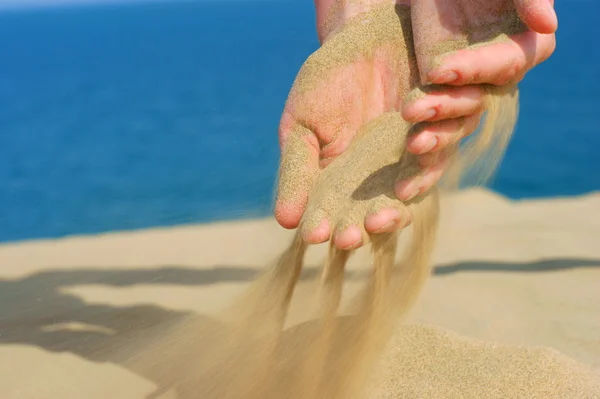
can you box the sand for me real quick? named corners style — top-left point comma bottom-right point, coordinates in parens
top-left (0, 189), bottom-right (599, 398)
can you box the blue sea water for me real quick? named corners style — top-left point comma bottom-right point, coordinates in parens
top-left (0, 0), bottom-right (598, 243)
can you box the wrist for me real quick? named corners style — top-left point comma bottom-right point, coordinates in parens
top-left (315, 0), bottom-right (408, 43)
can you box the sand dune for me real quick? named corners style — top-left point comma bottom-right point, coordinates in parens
top-left (0, 188), bottom-right (599, 398)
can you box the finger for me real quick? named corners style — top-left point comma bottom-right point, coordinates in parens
top-left (395, 155), bottom-right (449, 201)
top-left (275, 122), bottom-right (320, 229)
top-left (402, 85), bottom-right (485, 123)
top-left (428, 31), bottom-right (556, 86)
top-left (364, 206), bottom-right (411, 234)
top-left (407, 114), bottom-right (482, 156)
top-left (302, 217), bottom-right (331, 244)
top-left (415, 160), bottom-right (447, 195)
top-left (395, 175), bottom-right (422, 202)
top-left (333, 225), bottom-right (364, 250)
top-left (514, 0), bottom-right (558, 34)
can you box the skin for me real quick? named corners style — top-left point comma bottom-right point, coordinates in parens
top-left (275, 0), bottom-right (556, 249)
top-left (400, 0), bottom-right (557, 197)
top-left (275, 2), bottom-right (419, 249)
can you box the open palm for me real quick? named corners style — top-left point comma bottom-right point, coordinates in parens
top-left (275, 5), bottom-right (417, 244)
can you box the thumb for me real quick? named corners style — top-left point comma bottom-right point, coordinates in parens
top-left (514, 0), bottom-right (558, 34)
top-left (275, 124), bottom-right (320, 230)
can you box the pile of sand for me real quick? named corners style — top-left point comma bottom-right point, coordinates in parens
top-left (119, 312), bottom-right (600, 399)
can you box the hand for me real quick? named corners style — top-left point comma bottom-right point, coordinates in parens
top-left (275, 4), bottom-right (417, 246)
top-left (394, 0), bottom-right (557, 200)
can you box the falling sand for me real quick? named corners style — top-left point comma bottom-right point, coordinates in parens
top-left (121, 3), bottom-right (600, 399)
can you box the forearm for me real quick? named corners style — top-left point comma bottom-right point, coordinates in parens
top-left (313, 0), bottom-right (407, 43)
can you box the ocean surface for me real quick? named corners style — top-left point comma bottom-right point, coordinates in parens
top-left (0, 0), bottom-right (597, 243)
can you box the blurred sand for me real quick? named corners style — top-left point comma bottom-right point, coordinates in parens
top-left (0, 188), bottom-right (599, 398)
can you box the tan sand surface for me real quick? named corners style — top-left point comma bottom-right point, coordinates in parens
top-left (0, 188), bottom-right (599, 398)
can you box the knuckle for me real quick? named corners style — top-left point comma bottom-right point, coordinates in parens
top-left (496, 64), bottom-right (519, 85)
top-left (493, 54), bottom-right (526, 85)
top-left (470, 69), bottom-right (482, 84)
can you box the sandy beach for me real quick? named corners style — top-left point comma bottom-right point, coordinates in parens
top-left (0, 188), bottom-right (599, 398)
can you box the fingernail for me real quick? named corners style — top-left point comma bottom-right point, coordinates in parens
top-left (403, 189), bottom-right (419, 202)
top-left (409, 133), bottom-right (437, 155)
top-left (420, 136), bottom-right (437, 154)
top-left (374, 219), bottom-right (397, 233)
top-left (397, 181), bottom-right (420, 201)
top-left (417, 108), bottom-right (437, 121)
top-left (340, 238), bottom-right (362, 251)
top-left (431, 70), bottom-right (458, 84)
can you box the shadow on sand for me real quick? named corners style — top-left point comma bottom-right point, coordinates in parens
top-left (0, 257), bottom-right (598, 397)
